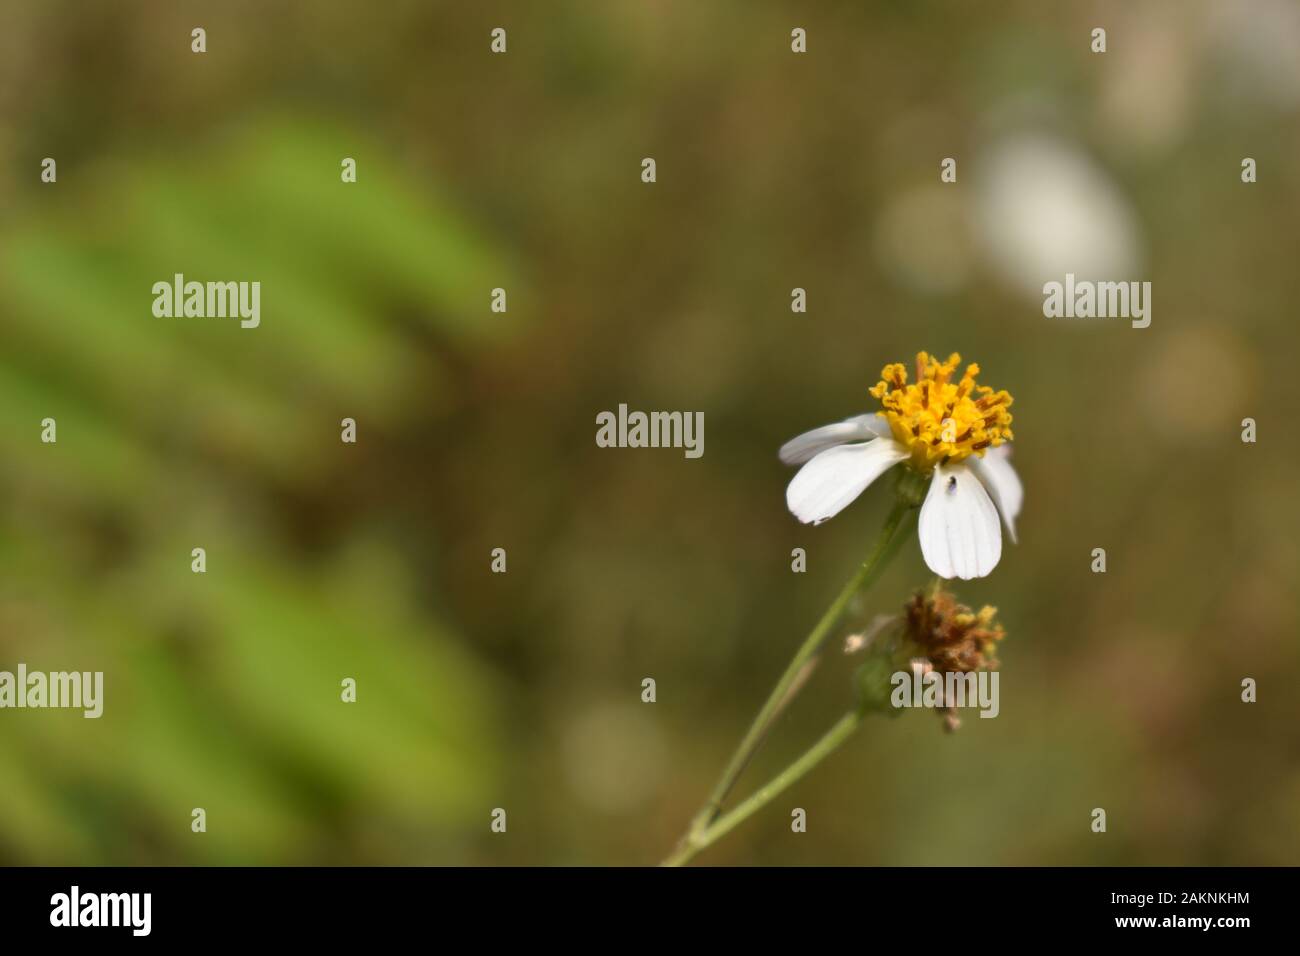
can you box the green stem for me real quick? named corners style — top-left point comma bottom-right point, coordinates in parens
top-left (662, 709), bottom-right (866, 867)
top-left (667, 498), bottom-right (913, 861)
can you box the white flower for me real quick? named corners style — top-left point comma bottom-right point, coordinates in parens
top-left (781, 352), bottom-right (1022, 580)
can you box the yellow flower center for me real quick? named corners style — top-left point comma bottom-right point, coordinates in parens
top-left (868, 351), bottom-right (1014, 472)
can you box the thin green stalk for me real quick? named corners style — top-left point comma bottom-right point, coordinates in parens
top-left (668, 498), bottom-right (913, 860)
top-left (662, 709), bottom-right (866, 867)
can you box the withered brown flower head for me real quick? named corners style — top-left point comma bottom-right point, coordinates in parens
top-left (902, 589), bottom-right (1004, 674)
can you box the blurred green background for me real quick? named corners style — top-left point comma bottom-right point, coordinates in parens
top-left (1, 0), bottom-right (1297, 865)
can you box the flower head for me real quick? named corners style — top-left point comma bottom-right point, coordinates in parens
top-left (869, 352), bottom-right (1013, 473)
top-left (901, 589), bottom-right (1004, 674)
top-left (854, 586), bottom-right (1007, 730)
top-left (901, 588), bottom-right (1005, 732)
top-left (781, 352), bottom-right (1023, 579)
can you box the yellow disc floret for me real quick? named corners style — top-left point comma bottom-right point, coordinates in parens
top-left (868, 351), bottom-right (1014, 472)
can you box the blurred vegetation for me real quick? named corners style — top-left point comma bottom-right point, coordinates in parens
top-left (1, 0), bottom-right (1297, 864)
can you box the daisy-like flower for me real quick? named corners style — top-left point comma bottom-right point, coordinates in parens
top-left (781, 352), bottom-right (1022, 579)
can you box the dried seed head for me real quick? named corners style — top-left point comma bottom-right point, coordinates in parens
top-left (900, 589), bottom-right (1005, 731)
top-left (902, 589), bottom-right (1004, 674)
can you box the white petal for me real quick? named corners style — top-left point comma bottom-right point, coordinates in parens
top-left (785, 439), bottom-right (908, 525)
top-left (966, 444), bottom-right (1023, 544)
top-left (918, 462), bottom-right (1002, 580)
top-left (779, 414), bottom-right (892, 465)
